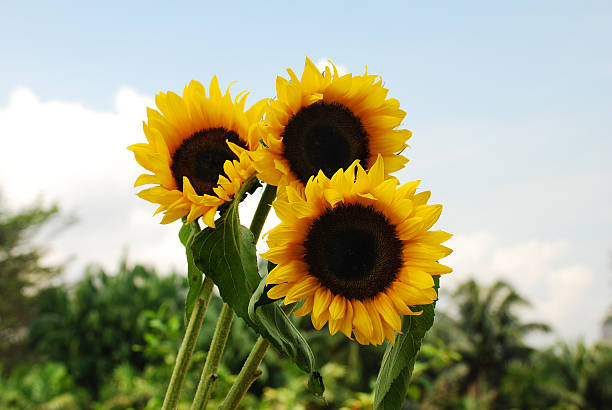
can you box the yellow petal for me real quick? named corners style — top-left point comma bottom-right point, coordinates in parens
top-left (396, 180), bottom-right (421, 199)
top-left (414, 230), bottom-right (453, 244)
top-left (202, 207), bottom-right (217, 228)
top-left (372, 179), bottom-right (398, 204)
top-left (353, 328), bottom-right (371, 345)
top-left (134, 174), bottom-right (158, 187)
top-left (413, 191), bottom-right (431, 206)
top-left (266, 224), bottom-right (304, 247)
top-left (311, 309), bottom-right (330, 330)
top-left (393, 282), bottom-right (436, 305)
top-left (266, 261), bottom-right (306, 285)
top-left (339, 300), bottom-right (354, 339)
top-left (328, 318), bottom-right (342, 335)
top-left (267, 283), bottom-right (292, 300)
top-left (403, 243), bottom-right (453, 260)
top-left (351, 300), bottom-right (373, 340)
top-left (261, 244), bottom-right (304, 265)
top-left (382, 320), bottom-right (397, 345)
top-left (312, 287), bottom-right (333, 321)
top-left (294, 296), bottom-right (314, 316)
top-left (329, 294), bottom-right (347, 320)
top-left (403, 259), bottom-right (453, 275)
top-left (285, 276), bottom-right (319, 304)
top-left (396, 217), bottom-right (424, 240)
top-left (367, 154), bottom-right (385, 185)
top-left (272, 200), bottom-right (298, 223)
top-left (414, 204), bottom-right (443, 232)
top-left (366, 300), bottom-right (385, 346)
top-left (385, 287), bottom-right (414, 315)
top-left (323, 188), bottom-right (344, 207)
top-left (398, 269), bottom-right (435, 290)
top-left (376, 293), bottom-right (402, 332)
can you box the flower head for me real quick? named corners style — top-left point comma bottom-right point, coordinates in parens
top-left (128, 78), bottom-right (266, 227)
top-left (251, 57), bottom-right (411, 190)
top-left (263, 156), bottom-right (452, 345)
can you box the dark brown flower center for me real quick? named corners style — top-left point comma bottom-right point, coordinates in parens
top-left (170, 127), bottom-right (246, 196)
top-left (303, 203), bottom-right (403, 300)
top-left (281, 101), bottom-right (369, 185)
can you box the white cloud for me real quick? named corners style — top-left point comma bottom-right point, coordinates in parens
top-left (0, 87), bottom-right (285, 282)
top-left (443, 231), bottom-right (496, 276)
top-left (490, 240), bottom-right (571, 287)
top-left (443, 232), bottom-right (601, 343)
top-left (0, 87), bottom-right (188, 280)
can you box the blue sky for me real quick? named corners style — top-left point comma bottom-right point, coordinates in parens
top-left (1, 1), bottom-right (611, 343)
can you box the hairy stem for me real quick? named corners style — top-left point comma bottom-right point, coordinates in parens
top-left (191, 303), bottom-right (234, 410)
top-left (219, 337), bottom-right (271, 410)
top-left (162, 276), bottom-right (214, 410)
top-left (249, 183), bottom-right (277, 241)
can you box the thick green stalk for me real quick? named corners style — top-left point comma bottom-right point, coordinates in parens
top-left (190, 183), bottom-right (277, 409)
top-left (220, 303), bottom-right (296, 409)
top-left (190, 303), bottom-right (234, 410)
top-left (219, 336), bottom-right (271, 410)
top-left (162, 277), bottom-right (214, 410)
top-left (249, 183), bottom-right (277, 241)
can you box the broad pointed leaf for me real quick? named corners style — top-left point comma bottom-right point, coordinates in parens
top-left (248, 269), bottom-right (277, 312)
top-left (191, 178), bottom-right (323, 394)
top-left (373, 275), bottom-right (440, 409)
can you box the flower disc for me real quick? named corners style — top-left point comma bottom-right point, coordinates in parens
top-left (282, 101), bottom-right (369, 185)
top-left (303, 203), bottom-right (403, 300)
top-left (128, 78), bottom-right (266, 227)
top-left (170, 127), bottom-right (246, 195)
top-left (251, 57), bottom-right (412, 190)
top-left (263, 155), bottom-right (453, 345)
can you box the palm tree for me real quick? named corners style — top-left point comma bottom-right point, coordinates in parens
top-left (501, 340), bottom-right (612, 409)
top-left (422, 279), bottom-right (550, 408)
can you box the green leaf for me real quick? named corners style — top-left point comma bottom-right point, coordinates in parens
top-left (179, 221), bottom-right (203, 325)
top-left (307, 371), bottom-right (325, 396)
top-left (248, 261), bottom-right (278, 310)
top-left (248, 272), bottom-right (278, 312)
top-left (178, 221), bottom-right (192, 246)
top-left (373, 275), bottom-right (441, 409)
top-left (191, 177), bottom-right (323, 395)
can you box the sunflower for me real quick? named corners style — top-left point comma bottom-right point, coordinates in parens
top-left (251, 57), bottom-right (411, 190)
top-left (262, 155), bottom-right (452, 346)
top-left (128, 78), bottom-right (266, 227)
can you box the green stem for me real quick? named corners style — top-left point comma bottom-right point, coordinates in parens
top-left (249, 183), bottom-right (277, 242)
top-left (219, 337), bottom-right (271, 410)
top-left (162, 276), bottom-right (214, 410)
top-left (191, 302), bottom-right (234, 410)
top-left (190, 183), bottom-right (277, 409)
top-left (219, 294), bottom-right (296, 409)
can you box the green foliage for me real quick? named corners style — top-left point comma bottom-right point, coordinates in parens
top-left (406, 340), bottom-right (461, 404)
top-left (421, 279), bottom-right (551, 408)
top-left (501, 341), bottom-right (612, 409)
top-left (28, 261), bottom-right (188, 396)
top-left (0, 226), bottom-right (609, 410)
top-left (133, 304), bottom-right (184, 364)
top-left (0, 198), bottom-right (60, 366)
top-left (0, 362), bottom-right (87, 409)
top-left (192, 176), bottom-right (322, 393)
top-left (257, 361), bottom-right (374, 409)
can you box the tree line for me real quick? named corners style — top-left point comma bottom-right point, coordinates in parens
top-left (1, 201), bottom-right (610, 409)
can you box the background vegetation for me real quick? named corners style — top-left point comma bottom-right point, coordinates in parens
top-left (1, 201), bottom-right (610, 409)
